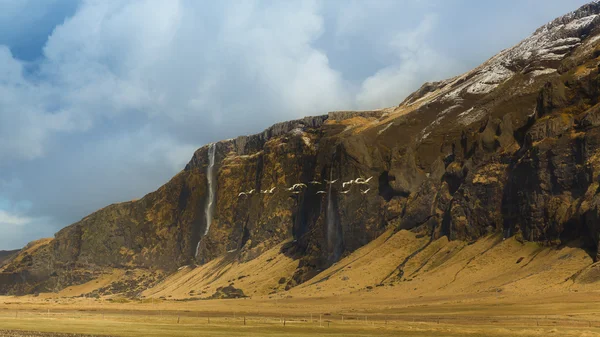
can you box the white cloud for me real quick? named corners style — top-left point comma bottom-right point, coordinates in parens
top-left (0, 1), bottom-right (459, 164)
top-left (0, 0), bottom-right (355, 163)
top-left (0, 46), bottom-right (87, 161)
top-left (0, 209), bottom-right (31, 226)
top-left (0, 208), bottom-right (53, 249)
top-left (356, 14), bottom-right (462, 109)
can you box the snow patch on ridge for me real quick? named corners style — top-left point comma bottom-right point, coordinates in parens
top-left (466, 64), bottom-right (513, 95)
top-left (418, 104), bottom-right (463, 142)
top-left (402, 3), bottom-right (600, 140)
top-left (436, 11), bottom-right (599, 103)
top-left (531, 68), bottom-right (557, 77)
top-left (457, 107), bottom-right (485, 126)
top-left (377, 122), bottom-right (393, 135)
top-left (565, 14), bottom-right (599, 30)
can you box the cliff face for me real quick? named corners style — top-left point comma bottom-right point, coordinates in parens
top-left (4, 2), bottom-right (600, 295)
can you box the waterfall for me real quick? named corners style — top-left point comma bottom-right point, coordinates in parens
top-left (204, 143), bottom-right (217, 235)
top-left (195, 241), bottom-right (201, 259)
top-left (196, 143), bottom-right (217, 258)
top-left (326, 150), bottom-right (344, 263)
top-left (326, 168), bottom-right (336, 260)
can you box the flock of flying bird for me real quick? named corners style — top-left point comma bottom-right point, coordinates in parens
top-left (237, 176), bottom-right (373, 197)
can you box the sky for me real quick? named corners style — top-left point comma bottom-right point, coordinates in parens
top-left (0, 0), bottom-right (591, 250)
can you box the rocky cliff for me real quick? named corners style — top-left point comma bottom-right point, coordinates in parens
top-left (4, 2), bottom-right (600, 295)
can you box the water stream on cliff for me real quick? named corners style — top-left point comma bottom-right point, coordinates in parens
top-left (204, 143), bottom-right (217, 235)
top-left (196, 143), bottom-right (217, 258)
top-left (326, 167), bottom-right (340, 262)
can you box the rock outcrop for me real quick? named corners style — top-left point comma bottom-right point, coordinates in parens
top-left (4, 2), bottom-right (600, 295)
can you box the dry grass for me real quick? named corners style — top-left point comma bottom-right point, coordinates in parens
top-left (143, 240), bottom-right (300, 300)
top-left (3, 230), bottom-right (600, 336)
top-left (3, 297), bottom-right (600, 337)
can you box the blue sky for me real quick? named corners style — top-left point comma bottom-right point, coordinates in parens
top-left (0, 0), bottom-right (590, 250)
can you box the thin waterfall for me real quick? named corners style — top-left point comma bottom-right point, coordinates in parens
top-left (195, 241), bottom-right (201, 259)
top-left (196, 143), bottom-right (217, 258)
top-left (326, 152), bottom-right (343, 262)
top-left (204, 143), bottom-right (217, 235)
top-left (326, 167), bottom-right (335, 258)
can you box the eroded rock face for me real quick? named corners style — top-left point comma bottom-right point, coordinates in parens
top-left (450, 162), bottom-right (508, 241)
top-left (5, 2), bottom-right (600, 294)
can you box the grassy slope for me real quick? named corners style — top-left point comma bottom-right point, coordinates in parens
top-left (139, 229), bottom-right (595, 301)
top-left (1, 229), bottom-right (599, 336)
top-left (21, 227), bottom-right (596, 302)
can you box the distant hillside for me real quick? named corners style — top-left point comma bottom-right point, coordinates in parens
top-left (0, 250), bottom-right (18, 266)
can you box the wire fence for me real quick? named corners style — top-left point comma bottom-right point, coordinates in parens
top-left (2, 308), bottom-right (600, 330)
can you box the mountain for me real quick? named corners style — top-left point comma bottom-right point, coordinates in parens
top-left (3, 2), bottom-right (600, 296)
top-left (0, 250), bottom-right (18, 267)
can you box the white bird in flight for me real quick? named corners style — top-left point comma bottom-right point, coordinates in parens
top-left (316, 190), bottom-right (326, 194)
top-left (340, 190), bottom-right (350, 194)
top-left (309, 181), bottom-right (322, 185)
top-left (361, 188), bottom-right (371, 194)
top-left (261, 187), bottom-right (276, 194)
top-left (325, 179), bottom-right (338, 184)
top-left (356, 176), bottom-right (373, 184)
top-left (292, 183), bottom-right (307, 189)
top-left (342, 180), bottom-right (355, 188)
top-left (238, 192), bottom-right (247, 197)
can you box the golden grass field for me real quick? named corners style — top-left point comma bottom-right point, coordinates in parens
top-left (2, 230), bottom-right (600, 336)
top-left (2, 292), bottom-right (600, 337)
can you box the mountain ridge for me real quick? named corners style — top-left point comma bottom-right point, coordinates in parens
top-left (3, 2), bottom-right (600, 297)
